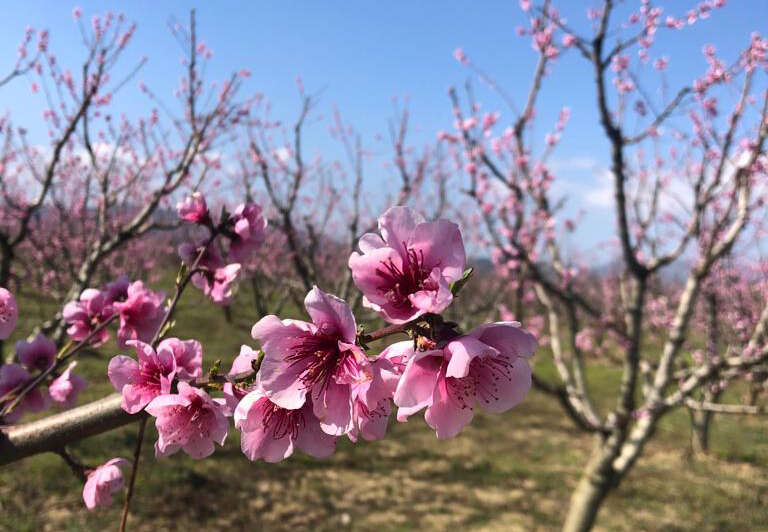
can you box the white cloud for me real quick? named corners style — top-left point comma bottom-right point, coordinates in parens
top-left (583, 168), bottom-right (613, 208)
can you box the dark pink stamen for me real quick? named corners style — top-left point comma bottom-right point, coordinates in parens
top-left (375, 245), bottom-right (436, 309)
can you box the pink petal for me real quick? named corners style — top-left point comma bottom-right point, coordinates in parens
top-left (82, 475), bottom-right (99, 509)
top-left (357, 232), bottom-right (385, 253)
top-left (477, 358), bottom-right (532, 414)
top-left (424, 375), bottom-right (474, 439)
top-left (233, 389), bottom-right (265, 431)
top-left (445, 336), bottom-right (499, 379)
top-left (154, 440), bottom-right (181, 458)
top-left (393, 351), bottom-right (443, 412)
top-left (128, 340), bottom-right (156, 365)
top-left (358, 401), bottom-right (391, 441)
top-left (144, 393), bottom-right (190, 416)
top-left (182, 436), bottom-right (216, 459)
top-left (470, 322), bottom-right (538, 359)
top-left (295, 412), bottom-right (337, 458)
top-left (407, 270), bottom-right (453, 315)
top-left (0, 288), bottom-right (18, 340)
top-left (244, 425), bottom-right (294, 462)
top-left (303, 287), bottom-right (357, 342)
top-left (251, 315), bottom-right (290, 342)
top-left (378, 206), bottom-right (424, 255)
top-left (409, 219), bottom-right (466, 281)
top-left (107, 356), bottom-right (138, 391)
top-left (348, 247), bottom-right (402, 307)
top-left (229, 344), bottom-right (260, 375)
top-left (257, 351), bottom-right (309, 410)
top-left (312, 379), bottom-right (354, 436)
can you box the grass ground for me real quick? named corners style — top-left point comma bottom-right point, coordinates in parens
top-left (1, 279), bottom-right (767, 531)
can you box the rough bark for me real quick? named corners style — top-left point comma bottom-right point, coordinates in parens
top-left (562, 440), bottom-right (617, 532)
top-left (0, 394), bottom-right (140, 466)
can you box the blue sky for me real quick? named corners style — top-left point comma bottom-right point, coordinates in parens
top-left (1, 1), bottom-right (765, 246)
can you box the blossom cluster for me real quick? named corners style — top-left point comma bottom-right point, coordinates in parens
top-left (99, 205), bottom-right (536, 481)
top-left (176, 193), bottom-right (267, 305)
top-left (1, 201), bottom-right (538, 511)
top-left (63, 276), bottom-right (165, 349)
top-left (0, 291), bottom-right (88, 422)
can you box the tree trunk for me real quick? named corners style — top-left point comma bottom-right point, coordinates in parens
top-left (689, 388), bottom-right (721, 454)
top-left (250, 276), bottom-right (267, 318)
top-left (562, 444), bottom-right (617, 532)
top-left (689, 408), bottom-right (712, 454)
top-left (690, 291), bottom-right (720, 455)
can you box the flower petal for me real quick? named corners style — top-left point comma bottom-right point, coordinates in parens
top-left (424, 375), bottom-right (474, 439)
top-left (303, 287), bottom-right (357, 342)
top-left (394, 351), bottom-right (443, 410)
top-left (107, 356), bottom-right (138, 391)
top-left (445, 336), bottom-right (499, 379)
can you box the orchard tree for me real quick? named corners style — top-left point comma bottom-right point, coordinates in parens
top-left (445, 1), bottom-right (768, 530)
top-left (0, 9), bottom-right (252, 355)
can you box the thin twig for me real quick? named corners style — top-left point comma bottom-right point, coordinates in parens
top-left (119, 416), bottom-right (147, 532)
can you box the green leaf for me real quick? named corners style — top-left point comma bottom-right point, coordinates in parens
top-left (450, 267), bottom-right (474, 296)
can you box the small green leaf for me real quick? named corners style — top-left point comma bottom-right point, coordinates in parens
top-left (450, 267), bottom-right (474, 296)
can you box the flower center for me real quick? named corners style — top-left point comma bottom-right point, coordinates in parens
top-left (257, 397), bottom-right (306, 440)
top-left (375, 245), bottom-right (436, 309)
top-left (286, 333), bottom-right (360, 394)
top-left (32, 354), bottom-right (50, 370)
top-left (139, 358), bottom-right (169, 388)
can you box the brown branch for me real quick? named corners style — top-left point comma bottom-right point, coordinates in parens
top-left (0, 393), bottom-right (140, 466)
top-left (684, 398), bottom-right (768, 415)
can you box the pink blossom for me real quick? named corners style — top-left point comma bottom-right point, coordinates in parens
top-left (16, 333), bottom-right (56, 371)
top-left (223, 344), bottom-right (261, 411)
top-left (112, 281), bottom-right (165, 348)
top-left (108, 340), bottom-right (177, 414)
top-left (176, 192), bottom-right (209, 224)
top-left (460, 117), bottom-right (478, 131)
top-left (562, 34), bottom-right (577, 48)
top-left (575, 328), bottom-right (596, 352)
top-left (437, 130), bottom-right (459, 143)
top-left (145, 382), bottom-right (229, 459)
top-left (82, 458), bottom-right (129, 510)
top-left (394, 322), bottom-right (536, 439)
top-left (348, 342), bottom-right (408, 442)
top-left (545, 132), bottom-right (560, 147)
top-left (348, 206), bottom-right (466, 324)
top-left (157, 338), bottom-right (202, 381)
top-left (252, 287), bottom-right (371, 436)
top-left (180, 240), bottom-right (242, 305)
top-left (62, 289), bottom-right (113, 346)
top-left (207, 263), bottom-right (242, 305)
top-left (228, 203), bottom-right (267, 263)
top-left (482, 112), bottom-right (500, 132)
top-left (0, 288), bottom-right (18, 340)
top-left (179, 238), bottom-right (224, 272)
top-left (453, 47), bottom-right (468, 65)
top-left (0, 363), bottom-right (48, 423)
top-left (611, 54), bottom-right (630, 72)
top-left (49, 361), bottom-right (88, 408)
top-left (104, 276), bottom-right (130, 303)
top-left (234, 387), bottom-right (336, 462)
